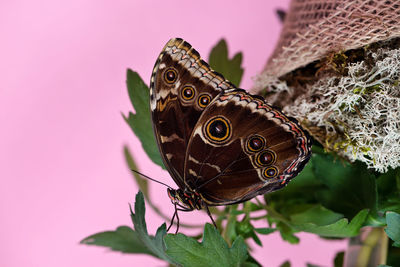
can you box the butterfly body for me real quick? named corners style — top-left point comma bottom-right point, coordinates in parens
top-left (167, 188), bottom-right (203, 210)
top-left (150, 38), bottom-right (312, 217)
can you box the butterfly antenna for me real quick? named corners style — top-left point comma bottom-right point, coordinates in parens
top-left (130, 169), bottom-right (174, 189)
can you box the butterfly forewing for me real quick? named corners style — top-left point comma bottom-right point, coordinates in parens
top-left (150, 38), bottom-right (234, 187)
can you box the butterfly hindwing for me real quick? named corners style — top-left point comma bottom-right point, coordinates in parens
top-left (150, 38), bottom-right (234, 187)
top-left (183, 90), bottom-right (312, 205)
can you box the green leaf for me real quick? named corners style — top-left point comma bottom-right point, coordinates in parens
top-left (279, 260), bottom-right (291, 267)
top-left (208, 39), bottom-right (244, 86)
top-left (334, 251), bottom-right (345, 267)
top-left (292, 209), bottom-right (369, 238)
top-left (123, 69), bottom-right (164, 168)
top-left (377, 168), bottom-right (400, 196)
top-left (236, 220), bottom-right (254, 238)
top-left (254, 228), bottom-right (276, 235)
top-left (312, 154), bottom-right (377, 219)
top-left (276, 222), bottom-right (299, 244)
top-left (377, 168), bottom-right (400, 214)
top-left (80, 226), bottom-right (154, 256)
top-left (124, 146), bottom-right (149, 198)
top-left (124, 147), bottom-right (176, 223)
top-left (222, 206), bottom-right (239, 245)
top-left (280, 160), bottom-right (321, 191)
top-left (241, 262), bottom-right (260, 267)
top-left (251, 232), bottom-right (262, 247)
top-left (247, 202), bottom-right (263, 212)
top-left (130, 191), bottom-right (174, 263)
top-left (231, 210), bottom-right (246, 215)
top-left (262, 155), bottom-right (372, 241)
top-left (265, 160), bottom-right (324, 218)
top-left (164, 224), bottom-right (248, 267)
top-left (244, 254), bottom-right (262, 267)
top-left (387, 245), bottom-right (400, 267)
top-left (235, 220), bottom-right (264, 246)
top-left (385, 212), bottom-right (400, 247)
top-left (289, 205), bottom-right (344, 226)
top-left (79, 192), bottom-right (175, 262)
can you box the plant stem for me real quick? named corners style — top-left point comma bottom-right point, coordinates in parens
top-left (344, 227), bottom-right (388, 267)
top-left (222, 205), bottom-right (238, 246)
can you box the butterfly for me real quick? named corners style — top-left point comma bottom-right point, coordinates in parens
top-left (149, 38), bottom-right (312, 231)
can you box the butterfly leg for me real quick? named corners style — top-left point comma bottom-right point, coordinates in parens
top-left (166, 208), bottom-right (182, 234)
top-left (167, 203), bottom-right (178, 232)
top-left (174, 210), bottom-right (180, 234)
top-left (168, 203), bottom-right (194, 233)
top-left (204, 204), bottom-right (217, 228)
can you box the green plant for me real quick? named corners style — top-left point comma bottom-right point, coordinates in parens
top-left (81, 39), bottom-right (400, 267)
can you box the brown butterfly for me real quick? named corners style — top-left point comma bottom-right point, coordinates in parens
top-left (149, 38), bottom-right (312, 231)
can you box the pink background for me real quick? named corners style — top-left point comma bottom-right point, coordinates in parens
top-left (1, 1), bottom-right (346, 266)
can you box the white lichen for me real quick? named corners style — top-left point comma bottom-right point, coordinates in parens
top-left (263, 47), bottom-right (400, 172)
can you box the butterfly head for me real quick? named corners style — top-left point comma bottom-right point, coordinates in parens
top-left (167, 188), bottom-right (203, 210)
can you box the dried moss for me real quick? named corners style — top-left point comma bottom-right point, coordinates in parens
top-left (260, 37), bottom-right (400, 172)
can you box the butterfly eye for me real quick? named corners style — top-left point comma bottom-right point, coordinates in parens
top-left (263, 166), bottom-right (278, 179)
top-left (198, 94), bottom-right (211, 108)
top-left (247, 135), bottom-right (265, 153)
top-left (181, 86), bottom-right (195, 101)
top-left (167, 188), bottom-right (177, 202)
top-left (204, 116), bottom-right (232, 144)
top-left (164, 68), bottom-right (178, 84)
top-left (255, 150), bottom-right (276, 167)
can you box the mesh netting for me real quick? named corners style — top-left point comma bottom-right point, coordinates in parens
top-left (252, 0), bottom-right (400, 172)
top-left (255, 0), bottom-right (400, 83)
